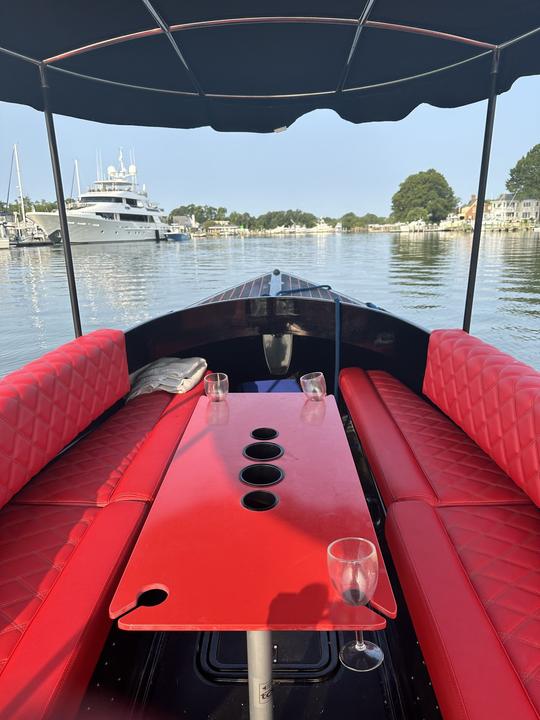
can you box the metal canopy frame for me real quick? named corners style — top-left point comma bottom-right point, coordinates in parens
top-left (4, 4), bottom-right (538, 337)
top-left (2, 14), bottom-right (538, 98)
top-left (462, 51), bottom-right (500, 333)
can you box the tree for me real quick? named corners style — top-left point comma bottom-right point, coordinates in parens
top-left (405, 207), bottom-right (429, 222)
top-left (229, 211), bottom-right (256, 229)
top-left (506, 144), bottom-right (540, 199)
top-left (168, 204), bottom-right (228, 224)
top-left (340, 212), bottom-right (361, 231)
top-left (33, 199), bottom-right (58, 212)
top-left (391, 169), bottom-right (458, 223)
top-left (358, 212), bottom-right (387, 226)
top-left (254, 209), bottom-right (318, 230)
top-left (339, 212), bottom-right (387, 231)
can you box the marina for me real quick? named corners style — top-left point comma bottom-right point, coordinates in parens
top-left (2, 232), bottom-right (540, 377)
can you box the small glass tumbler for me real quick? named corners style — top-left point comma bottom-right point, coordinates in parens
top-left (300, 371), bottom-right (326, 401)
top-left (204, 372), bottom-right (229, 402)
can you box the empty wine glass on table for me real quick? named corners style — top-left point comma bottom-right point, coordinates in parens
top-left (300, 371), bottom-right (326, 401)
top-left (204, 372), bottom-right (229, 402)
top-left (327, 537), bottom-right (384, 672)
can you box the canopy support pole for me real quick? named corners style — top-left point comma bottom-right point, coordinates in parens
top-left (39, 64), bottom-right (82, 337)
top-left (462, 49), bottom-right (500, 333)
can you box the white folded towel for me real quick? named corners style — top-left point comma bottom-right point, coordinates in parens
top-left (127, 356), bottom-right (207, 400)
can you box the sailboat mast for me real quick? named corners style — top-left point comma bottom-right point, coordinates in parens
top-left (13, 143), bottom-right (26, 226)
top-left (75, 159), bottom-right (81, 199)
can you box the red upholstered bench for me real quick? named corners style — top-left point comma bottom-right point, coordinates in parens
top-left (0, 330), bottom-right (204, 719)
top-left (340, 329), bottom-right (540, 720)
top-left (339, 367), bottom-right (529, 507)
top-left (386, 501), bottom-right (540, 720)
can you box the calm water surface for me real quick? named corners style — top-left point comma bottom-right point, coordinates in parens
top-left (1, 232), bottom-right (539, 376)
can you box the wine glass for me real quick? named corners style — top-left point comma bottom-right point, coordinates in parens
top-left (327, 537), bottom-right (384, 672)
top-left (300, 371), bottom-right (326, 401)
top-left (204, 372), bottom-right (229, 402)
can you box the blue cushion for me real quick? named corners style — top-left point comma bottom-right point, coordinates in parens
top-left (240, 379), bottom-right (300, 393)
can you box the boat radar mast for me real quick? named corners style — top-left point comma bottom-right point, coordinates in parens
top-left (102, 149), bottom-right (137, 191)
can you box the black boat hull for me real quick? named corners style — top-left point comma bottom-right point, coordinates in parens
top-left (125, 296), bottom-right (430, 394)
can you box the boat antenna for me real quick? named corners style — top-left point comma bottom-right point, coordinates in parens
top-left (75, 159), bottom-right (81, 199)
top-left (118, 147), bottom-right (126, 174)
top-left (13, 143), bottom-right (26, 226)
top-left (130, 148), bottom-right (138, 187)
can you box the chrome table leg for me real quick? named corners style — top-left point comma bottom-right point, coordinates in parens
top-left (246, 630), bottom-right (274, 719)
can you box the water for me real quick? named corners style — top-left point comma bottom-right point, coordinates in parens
top-left (1, 232), bottom-right (539, 376)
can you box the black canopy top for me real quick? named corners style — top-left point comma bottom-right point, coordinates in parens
top-left (1, 1), bottom-right (539, 132)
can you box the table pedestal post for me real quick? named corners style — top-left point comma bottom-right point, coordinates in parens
top-left (246, 630), bottom-right (274, 720)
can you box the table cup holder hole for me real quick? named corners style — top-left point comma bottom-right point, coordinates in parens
top-left (136, 588), bottom-right (169, 607)
top-left (243, 442), bottom-right (283, 461)
top-left (251, 427), bottom-right (279, 440)
top-left (241, 490), bottom-right (279, 512)
top-left (240, 464), bottom-right (283, 486)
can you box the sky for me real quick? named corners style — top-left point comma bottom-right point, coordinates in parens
top-left (0, 74), bottom-right (539, 218)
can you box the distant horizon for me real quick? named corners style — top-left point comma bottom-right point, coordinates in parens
top-left (1, 74), bottom-right (539, 217)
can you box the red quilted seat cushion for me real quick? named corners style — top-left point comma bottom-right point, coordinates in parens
top-left (14, 379), bottom-right (206, 507)
top-left (386, 500), bottom-right (540, 720)
top-left (0, 504), bottom-right (98, 672)
top-left (14, 391), bottom-right (173, 507)
top-left (439, 503), bottom-right (540, 712)
top-left (0, 501), bottom-right (146, 720)
top-left (340, 368), bottom-right (526, 506)
top-left (110, 382), bottom-right (207, 504)
top-left (423, 329), bottom-right (540, 507)
top-left (0, 330), bottom-right (130, 510)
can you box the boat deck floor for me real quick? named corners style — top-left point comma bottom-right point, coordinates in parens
top-left (82, 628), bottom-right (396, 719)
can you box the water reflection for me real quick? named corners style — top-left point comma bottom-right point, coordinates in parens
top-left (498, 236), bottom-right (540, 311)
top-left (0, 232), bottom-right (539, 375)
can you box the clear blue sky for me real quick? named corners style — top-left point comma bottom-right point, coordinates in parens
top-left (0, 75), bottom-right (539, 217)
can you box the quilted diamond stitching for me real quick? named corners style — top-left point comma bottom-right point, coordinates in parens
top-left (13, 392), bottom-right (172, 507)
top-left (423, 330), bottom-right (540, 506)
top-left (368, 371), bottom-right (527, 505)
top-left (439, 504), bottom-right (540, 709)
top-left (0, 330), bottom-right (130, 508)
top-left (0, 505), bottom-right (99, 671)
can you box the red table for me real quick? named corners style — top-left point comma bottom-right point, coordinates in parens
top-left (110, 393), bottom-right (396, 717)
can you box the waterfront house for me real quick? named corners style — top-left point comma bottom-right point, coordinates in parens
top-left (171, 214), bottom-right (198, 232)
top-left (484, 193), bottom-right (540, 226)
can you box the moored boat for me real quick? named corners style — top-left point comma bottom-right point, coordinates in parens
top-left (166, 230), bottom-right (191, 241)
top-left (28, 154), bottom-right (169, 244)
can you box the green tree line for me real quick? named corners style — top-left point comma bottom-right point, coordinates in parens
top-left (0, 197), bottom-right (59, 214)
top-left (169, 204), bottom-right (387, 230)
top-left (7, 144), bottom-right (539, 229)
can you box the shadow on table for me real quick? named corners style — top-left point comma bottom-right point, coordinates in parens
top-left (267, 583), bottom-right (329, 627)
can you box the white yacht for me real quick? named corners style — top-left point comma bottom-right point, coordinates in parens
top-left (28, 154), bottom-right (169, 244)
